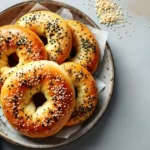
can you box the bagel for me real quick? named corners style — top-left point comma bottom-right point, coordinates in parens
top-left (1, 61), bottom-right (75, 138)
top-left (16, 10), bottom-right (72, 64)
top-left (0, 25), bottom-right (47, 91)
top-left (61, 62), bottom-right (98, 126)
top-left (66, 20), bottom-right (100, 74)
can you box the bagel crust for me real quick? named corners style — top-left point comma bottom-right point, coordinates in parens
top-left (61, 62), bottom-right (98, 126)
top-left (67, 20), bottom-right (100, 74)
top-left (16, 11), bottom-right (72, 64)
top-left (0, 25), bottom-right (47, 91)
top-left (1, 61), bottom-right (75, 138)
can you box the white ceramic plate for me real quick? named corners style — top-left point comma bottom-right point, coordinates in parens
top-left (0, 1), bottom-right (115, 149)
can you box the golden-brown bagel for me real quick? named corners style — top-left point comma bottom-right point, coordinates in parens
top-left (1, 61), bottom-right (75, 138)
top-left (0, 25), bottom-right (47, 92)
top-left (61, 62), bottom-right (98, 126)
top-left (16, 11), bottom-right (72, 64)
top-left (66, 20), bottom-right (100, 74)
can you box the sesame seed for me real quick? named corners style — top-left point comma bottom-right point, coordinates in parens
top-left (95, 0), bottom-right (124, 25)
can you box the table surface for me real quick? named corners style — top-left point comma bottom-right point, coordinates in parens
top-left (1, 0), bottom-right (150, 150)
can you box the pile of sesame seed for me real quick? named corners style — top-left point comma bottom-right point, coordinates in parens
top-left (95, 0), bottom-right (124, 25)
top-left (81, 0), bottom-right (137, 39)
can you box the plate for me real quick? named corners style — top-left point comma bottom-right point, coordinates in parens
top-left (0, 1), bottom-right (115, 149)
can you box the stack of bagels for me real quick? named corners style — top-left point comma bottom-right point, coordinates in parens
top-left (0, 10), bottom-right (100, 138)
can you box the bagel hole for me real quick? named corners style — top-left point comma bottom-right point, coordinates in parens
top-left (74, 87), bottom-right (78, 99)
top-left (32, 92), bottom-right (47, 109)
top-left (67, 47), bottom-right (77, 60)
top-left (39, 36), bottom-right (48, 46)
top-left (70, 47), bottom-right (77, 58)
top-left (8, 52), bottom-right (19, 67)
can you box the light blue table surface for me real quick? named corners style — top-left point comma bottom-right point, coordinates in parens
top-left (1, 0), bottom-right (150, 150)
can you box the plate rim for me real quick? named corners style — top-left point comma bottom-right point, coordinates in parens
top-left (0, 0), bottom-right (115, 148)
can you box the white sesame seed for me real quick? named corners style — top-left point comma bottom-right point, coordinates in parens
top-left (95, 0), bottom-right (124, 25)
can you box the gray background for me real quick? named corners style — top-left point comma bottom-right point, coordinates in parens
top-left (1, 0), bottom-right (150, 150)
